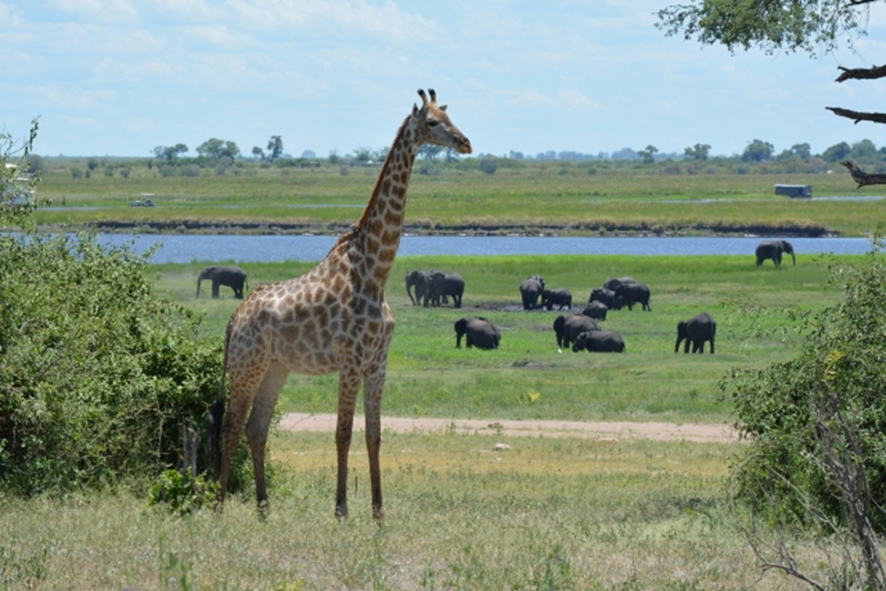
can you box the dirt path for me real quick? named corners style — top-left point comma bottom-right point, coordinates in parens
top-left (279, 413), bottom-right (740, 444)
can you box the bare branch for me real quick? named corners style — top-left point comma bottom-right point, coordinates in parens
top-left (836, 64), bottom-right (886, 83)
top-left (840, 160), bottom-right (886, 188)
top-left (826, 106), bottom-right (886, 125)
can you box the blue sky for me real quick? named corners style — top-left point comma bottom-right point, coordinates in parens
top-left (3, 1), bottom-right (886, 159)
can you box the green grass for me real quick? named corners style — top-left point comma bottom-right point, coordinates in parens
top-left (152, 253), bottom-right (851, 424)
top-left (0, 252), bottom-right (852, 589)
top-left (0, 432), bottom-right (821, 590)
top-left (33, 158), bottom-right (886, 236)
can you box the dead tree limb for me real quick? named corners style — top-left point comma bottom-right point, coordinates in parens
top-left (840, 160), bottom-right (886, 188)
top-left (836, 64), bottom-right (886, 83)
top-left (826, 106), bottom-right (886, 125)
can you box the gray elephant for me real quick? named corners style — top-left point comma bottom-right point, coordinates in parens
top-left (756, 240), bottom-right (795, 267)
top-left (675, 311), bottom-right (716, 354)
top-left (589, 287), bottom-right (620, 310)
top-left (519, 275), bottom-right (545, 310)
top-left (541, 288), bottom-right (572, 311)
top-left (614, 282), bottom-right (651, 311)
top-left (424, 271), bottom-right (465, 308)
top-left (553, 314), bottom-right (601, 349)
top-left (455, 317), bottom-right (501, 350)
top-left (603, 276), bottom-right (636, 291)
top-left (405, 270), bottom-right (430, 306)
top-left (581, 301), bottom-right (607, 321)
top-left (196, 265), bottom-right (248, 299)
top-left (572, 330), bottom-right (625, 353)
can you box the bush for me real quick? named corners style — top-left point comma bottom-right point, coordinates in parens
top-left (726, 242), bottom-right (886, 534)
top-left (0, 232), bottom-right (227, 495)
top-left (479, 155), bottom-right (498, 175)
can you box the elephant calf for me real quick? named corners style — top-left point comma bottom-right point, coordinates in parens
top-left (675, 311), bottom-right (716, 354)
top-left (541, 288), bottom-right (572, 311)
top-left (581, 301), bottom-right (607, 321)
top-left (589, 287), bottom-right (619, 310)
top-left (454, 317), bottom-right (501, 350)
top-left (572, 330), bottom-right (625, 353)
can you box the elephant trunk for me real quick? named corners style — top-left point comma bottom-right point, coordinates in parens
top-left (791, 252), bottom-right (796, 266)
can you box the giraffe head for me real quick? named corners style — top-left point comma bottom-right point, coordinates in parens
top-left (413, 89), bottom-right (472, 155)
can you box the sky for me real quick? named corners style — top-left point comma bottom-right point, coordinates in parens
top-left (4, 1), bottom-right (886, 160)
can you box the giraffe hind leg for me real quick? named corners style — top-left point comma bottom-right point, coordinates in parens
top-left (244, 361), bottom-right (290, 511)
top-left (219, 359), bottom-right (270, 503)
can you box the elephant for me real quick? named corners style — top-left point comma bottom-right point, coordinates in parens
top-left (603, 276), bottom-right (636, 291)
top-left (519, 275), bottom-right (545, 310)
top-left (424, 271), bottom-right (465, 308)
top-left (581, 301), bottom-right (607, 321)
top-left (405, 270), bottom-right (430, 306)
top-left (196, 265), bottom-right (248, 299)
top-left (675, 311), bottom-right (716, 354)
top-left (572, 330), bottom-right (625, 353)
top-left (541, 288), bottom-right (572, 311)
top-left (614, 282), bottom-right (652, 311)
top-left (454, 317), bottom-right (501, 350)
top-left (589, 287), bottom-right (620, 310)
top-left (756, 240), bottom-right (795, 267)
top-left (553, 314), bottom-right (601, 349)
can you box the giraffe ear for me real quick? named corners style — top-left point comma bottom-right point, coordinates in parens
top-left (439, 105), bottom-right (447, 112)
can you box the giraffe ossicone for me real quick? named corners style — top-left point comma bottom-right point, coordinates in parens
top-left (216, 89), bottom-right (471, 523)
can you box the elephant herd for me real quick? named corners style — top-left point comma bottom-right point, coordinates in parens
top-left (406, 270), bottom-right (465, 308)
top-left (447, 271), bottom-right (717, 356)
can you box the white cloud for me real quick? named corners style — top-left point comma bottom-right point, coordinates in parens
top-left (226, 0), bottom-right (440, 43)
top-left (47, 0), bottom-right (140, 24)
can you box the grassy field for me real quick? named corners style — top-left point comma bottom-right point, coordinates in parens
top-left (155, 252), bottom-right (849, 425)
top-left (32, 157), bottom-right (886, 236)
top-left (4, 165), bottom-right (870, 588)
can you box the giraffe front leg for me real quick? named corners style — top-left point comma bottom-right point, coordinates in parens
top-left (335, 368), bottom-right (361, 520)
top-left (363, 363), bottom-right (388, 526)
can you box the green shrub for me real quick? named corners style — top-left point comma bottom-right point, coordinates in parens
top-left (0, 231), bottom-right (226, 495)
top-left (148, 469), bottom-right (218, 515)
top-left (726, 242), bottom-right (886, 533)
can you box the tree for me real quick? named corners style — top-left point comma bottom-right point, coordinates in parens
top-left (252, 146), bottom-right (265, 160)
top-left (418, 144), bottom-right (443, 163)
top-left (266, 135), bottom-right (283, 162)
top-left (1, 118), bottom-right (41, 228)
top-left (196, 138), bottom-right (240, 161)
top-left (637, 144), bottom-right (659, 164)
top-left (726, 243), bottom-right (886, 588)
top-left (657, 0), bottom-right (886, 184)
top-left (353, 146), bottom-right (373, 163)
top-left (823, 141), bottom-right (852, 162)
top-left (791, 142), bottom-right (811, 159)
top-left (684, 143), bottom-right (711, 161)
top-left (742, 139), bottom-right (774, 162)
top-left (152, 144), bottom-right (188, 161)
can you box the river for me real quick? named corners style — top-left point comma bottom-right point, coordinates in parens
top-left (91, 234), bottom-right (873, 264)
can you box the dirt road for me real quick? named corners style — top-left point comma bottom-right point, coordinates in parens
top-left (279, 413), bottom-right (740, 444)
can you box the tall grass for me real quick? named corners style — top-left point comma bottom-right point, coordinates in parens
top-left (0, 432), bottom-right (820, 590)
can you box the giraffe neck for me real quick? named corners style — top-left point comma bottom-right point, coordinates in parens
top-left (344, 115), bottom-right (420, 293)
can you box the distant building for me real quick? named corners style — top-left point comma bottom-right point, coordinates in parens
top-left (774, 184), bottom-right (812, 198)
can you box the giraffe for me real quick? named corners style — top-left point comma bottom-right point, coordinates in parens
top-left (217, 89), bottom-right (471, 523)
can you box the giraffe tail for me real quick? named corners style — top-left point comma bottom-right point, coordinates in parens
top-left (211, 318), bottom-right (233, 475)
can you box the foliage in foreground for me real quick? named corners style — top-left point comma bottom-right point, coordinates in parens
top-left (726, 241), bottom-right (886, 585)
top-left (0, 231), bottom-right (224, 494)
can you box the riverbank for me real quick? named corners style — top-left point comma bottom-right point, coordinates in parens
top-left (43, 218), bottom-right (836, 237)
